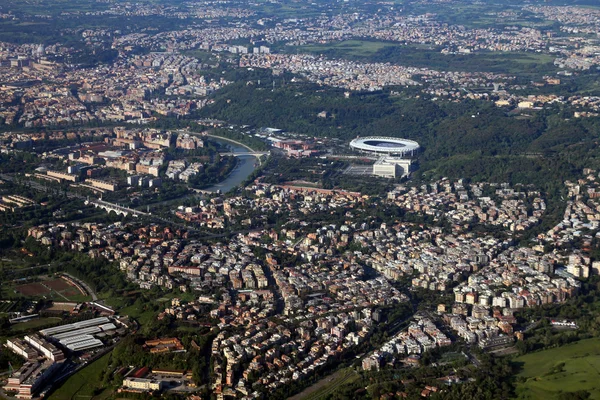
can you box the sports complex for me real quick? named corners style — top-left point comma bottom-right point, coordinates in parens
top-left (349, 136), bottom-right (420, 157)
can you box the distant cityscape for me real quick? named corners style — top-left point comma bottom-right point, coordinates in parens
top-left (1, 0), bottom-right (600, 399)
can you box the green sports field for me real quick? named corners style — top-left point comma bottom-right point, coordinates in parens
top-left (514, 337), bottom-right (600, 399)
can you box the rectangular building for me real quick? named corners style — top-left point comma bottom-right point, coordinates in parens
top-left (123, 377), bottom-right (163, 391)
top-left (47, 170), bottom-right (79, 182)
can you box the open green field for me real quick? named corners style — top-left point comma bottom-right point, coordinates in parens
top-left (0, 0), bottom-right (109, 15)
top-left (10, 317), bottom-right (62, 333)
top-left (118, 302), bottom-right (156, 327)
top-left (291, 40), bottom-right (557, 77)
top-left (289, 368), bottom-right (360, 400)
top-left (513, 337), bottom-right (600, 399)
top-left (405, 3), bottom-right (555, 29)
top-left (295, 40), bottom-right (394, 57)
top-left (255, 3), bottom-right (331, 18)
top-left (48, 353), bottom-right (113, 400)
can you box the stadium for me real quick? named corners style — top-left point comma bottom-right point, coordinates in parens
top-left (349, 136), bottom-right (420, 157)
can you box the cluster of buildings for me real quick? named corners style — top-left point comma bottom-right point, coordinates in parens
top-left (239, 53), bottom-right (515, 93)
top-left (364, 317), bottom-right (451, 370)
top-left (522, 6), bottom-right (600, 70)
top-left (166, 160), bottom-right (205, 182)
top-left (28, 223), bottom-right (187, 291)
top-left (119, 367), bottom-right (195, 394)
top-left (0, 195), bottom-right (36, 212)
top-left (0, 129), bottom-right (108, 151)
top-left (28, 128), bottom-right (213, 192)
top-left (488, 92), bottom-right (600, 114)
top-left (1, 1), bottom-right (600, 131)
top-left (143, 337), bottom-right (185, 354)
top-left (4, 317), bottom-right (123, 399)
top-left (24, 166), bottom-right (600, 396)
top-left (425, 170), bottom-right (600, 348)
top-left (440, 305), bottom-right (516, 350)
top-left (23, 187), bottom-right (411, 396)
top-left (271, 138), bottom-right (320, 158)
top-left (210, 308), bottom-right (384, 398)
top-left (0, 52), bottom-right (229, 127)
top-left (454, 246), bottom-right (582, 309)
top-left (102, 6), bottom-right (559, 58)
top-left (174, 201), bottom-right (225, 229)
top-left (347, 221), bottom-right (508, 292)
top-left (74, 1), bottom-right (255, 19)
top-left (388, 180), bottom-right (545, 232)
top-left (539, 169), bottom-right (600, 247)
top-left (324, 13), bottom-right (551, 54)
top-left (111, 27), bottom-right (261, 53)
top-left (525, 5), bottom-right (600, 36)
top-left (2, 1), bottom-right (600, 131)
top-left (441, 246), bottom-right (581, 348)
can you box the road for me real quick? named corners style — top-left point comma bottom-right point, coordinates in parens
top-left (60, 273), bottom-right (98, 301)
top-left (1, 172), bottom-right (202, 233)
top-left (0, 174), bottom-right (81, 199)
top-left (464, 350), bottom-right (482, 368)
top-left (4, 263), bottom-right (58, 282)
top-left (131, 192), bottom-right (204, 211)
top-left (522, 319), bottom-right (542, 333)
top-left (2, 168), bottom-right (274, 242)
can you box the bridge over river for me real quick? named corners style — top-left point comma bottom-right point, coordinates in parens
top-left (85, 198), bottom-right (148, 217)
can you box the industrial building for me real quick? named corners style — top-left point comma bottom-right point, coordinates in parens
top-left (4, 360), bottom-right (64, 399)
top-left (4, 338), bottom-right (38, 360)
top-left (122, 377), bottom-right (163, 392)
top-left (39, 317), bottom-right (110, 336)
top-left (373, 157), bottom-right (413, 178)
top-left (4, 316), bottom-right (120, 399)
top-left (46, 170), bottom-right (79, 182)
top-left (23, 335), bottom-right (64, 361)
top-left (39, 317), bottom-right (115, 352)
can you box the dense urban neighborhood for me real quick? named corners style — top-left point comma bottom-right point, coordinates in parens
top-left (1, 0), bottom-right (600, 399)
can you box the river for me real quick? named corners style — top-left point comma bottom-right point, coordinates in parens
top-left (204, 138), bottom-right (259, 193)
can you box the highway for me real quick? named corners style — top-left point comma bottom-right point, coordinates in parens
top-left (1, 173), bottom-right (276, 242)
top-left (1, 173), bottom-right (200, 233)
top-left (0, 174), bottom-right (82, 200)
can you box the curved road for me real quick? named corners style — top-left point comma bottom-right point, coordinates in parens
top-left (61, 272), bottom-right (98, 301)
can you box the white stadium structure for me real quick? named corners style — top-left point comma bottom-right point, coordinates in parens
top-left (349, 136), bottom-right (420, 157)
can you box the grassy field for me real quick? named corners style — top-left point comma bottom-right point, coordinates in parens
top-left (118, 302), bottom-right (156, 327)
top-left (295, 40), bottom-right (394, 57)
top-left (62, 293), bottom-right (92, 302)
top-left (10, 317), bottom-right (62, 333)
top-left (289, 368), bottom-right (360, 400)
top-left (48, 353), bottom-right (113, 400)
top-left (514, 337), bottom-right (600, 399)
top-left (292, 40), bottom-right (557, 77)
